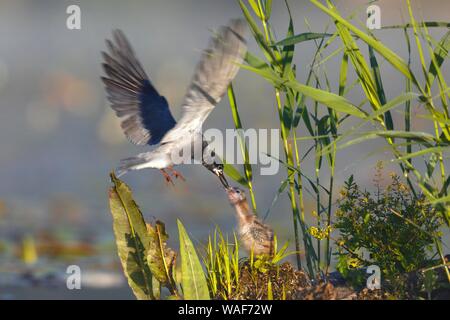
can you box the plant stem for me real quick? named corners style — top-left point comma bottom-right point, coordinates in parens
top-left (256, 0), bottom-right (304, 270)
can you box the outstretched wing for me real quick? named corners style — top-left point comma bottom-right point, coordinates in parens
top-left (161, 19), bottom-right (247, 144)
top-left (102, 30), bottom-right (176, 145)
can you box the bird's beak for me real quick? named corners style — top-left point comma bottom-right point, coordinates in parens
top-left (217, 172), bottom-right (230, 189)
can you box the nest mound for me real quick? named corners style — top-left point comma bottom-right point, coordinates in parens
top-left (226, 261), bottom-right (392, 300)
top-left (233, 261), bottom-right (309, 300)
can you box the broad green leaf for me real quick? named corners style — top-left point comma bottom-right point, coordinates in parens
top-left (239, 63), bottom-right (281, 86)
top-left (245, 51), bottom-right (272, 73)
top-left (222, 161), bottom-right (249, 187)
top-left (273, 32), bottom-right (333, 46)
top-left (319, 92), bottom-right (419, 157)
top-left (284, 80), bottom-right (367, 118)
top-left (177, 220), bottom-right (210, 300)
top-left (109, 173), bottom-right (154, 300)
top-left (146, 221), bottom-right (177, 292)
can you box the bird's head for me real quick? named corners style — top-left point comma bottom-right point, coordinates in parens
top-left (211, 163), bottom-right (223, 175)
top-left (226, 187), bottom-right (246, 205)
top-left (210, 163), bottom-right (229, 189)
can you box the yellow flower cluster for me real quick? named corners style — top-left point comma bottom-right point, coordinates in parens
top-left (309, 225), bottom-right (333, 240)
top-left (347, 257), bottom-right (361, 268)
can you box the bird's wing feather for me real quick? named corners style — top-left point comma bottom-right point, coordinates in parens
top-left (161, 19), bottom-right (247, 143)
top-left (102, 29), bottom-right (176, 145)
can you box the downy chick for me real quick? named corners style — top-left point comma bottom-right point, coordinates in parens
top-left (226, 187), bottom-right (274, 256)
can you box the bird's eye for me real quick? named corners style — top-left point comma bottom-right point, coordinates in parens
top-left (236, 190), bottom-right (240, 194)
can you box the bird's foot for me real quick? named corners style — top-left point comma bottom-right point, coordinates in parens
top-left (167, 167), bottom-right (186, 181)
top-left (160, 169), bottom-right (174, 186)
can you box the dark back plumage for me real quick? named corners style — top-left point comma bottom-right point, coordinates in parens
top-left (102, 30), bottom-right (176, 145)
top-left (101, 20), bottom-right (247, 178)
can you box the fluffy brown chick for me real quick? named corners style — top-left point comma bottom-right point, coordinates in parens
top-left (226, 187), bottom-right (274, 256)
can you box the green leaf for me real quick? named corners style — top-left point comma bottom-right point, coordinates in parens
top-left (311, 0), bottom-right (414, 81)
top-left (146, 221), bottom-right (177, 293)
top-left (227, 83), bottom-right (257, 211)
top-left (368, 45), bottom-right (394, 130)
top-left (281, 3), bottom-right (295, 78)
top-left (273, 32), bottom-right (333, 46)
top-left (374, 130), bottom-right (436, 141)
top-left (272, 241), bottom-right (289, 263)
top-left (239, 0), bottom-right (278, 65)
top-left (382, 21), bottom-right (450, 29)
top-left (152, 277), bottom-right (161, 299)
top-left (393, 146), bottom-right (450, 162)
top-left (319, 92), bottom-right (419, 157)
top-left (267, 280), bottom-right (273, 300)
top-left (428, 30), bottom-right (450, 85)
top-left (222, 162), bottom-right (249, 187)
top-left (228, 84), bottom-right (253, 182)
top-left (265, 0), bottom-right (273, 20)
top-left (284, 80), bottom-right (367, 118)
top-left (263, 177), bottom-right (290, 220)
top-left (365, 92), bottom-right (419, 125)
top-left (336, 130), bottom-right (436, 153)
top-left (245, 51), bottom-right (272, 73)
top-left (303, 107), bottom-right (315, 135)
top-left (248, 0), bottom-right (263, 19)
top-left (239, 64), bottom-right (281, 86)
top-left (338, 52), bottom-right (348, 96)
top-left (109, 173), bottom-right (154, 300)
top-left (177, 220), bottom-right (210, 300)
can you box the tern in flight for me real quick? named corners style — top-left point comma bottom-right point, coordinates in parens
top-left (101, 19), bottom-right (246, 186)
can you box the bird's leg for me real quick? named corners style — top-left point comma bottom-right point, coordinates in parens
top-left (160, 169), bottom-right (174, 186)
top-left (167, 166), bottom-right (186, 181)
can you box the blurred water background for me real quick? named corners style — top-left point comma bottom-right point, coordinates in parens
top-left (0, 0), bottom-right (448, 299)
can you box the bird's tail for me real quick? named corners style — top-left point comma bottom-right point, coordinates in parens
top-left (116, 153), bottom-right (150, 177)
